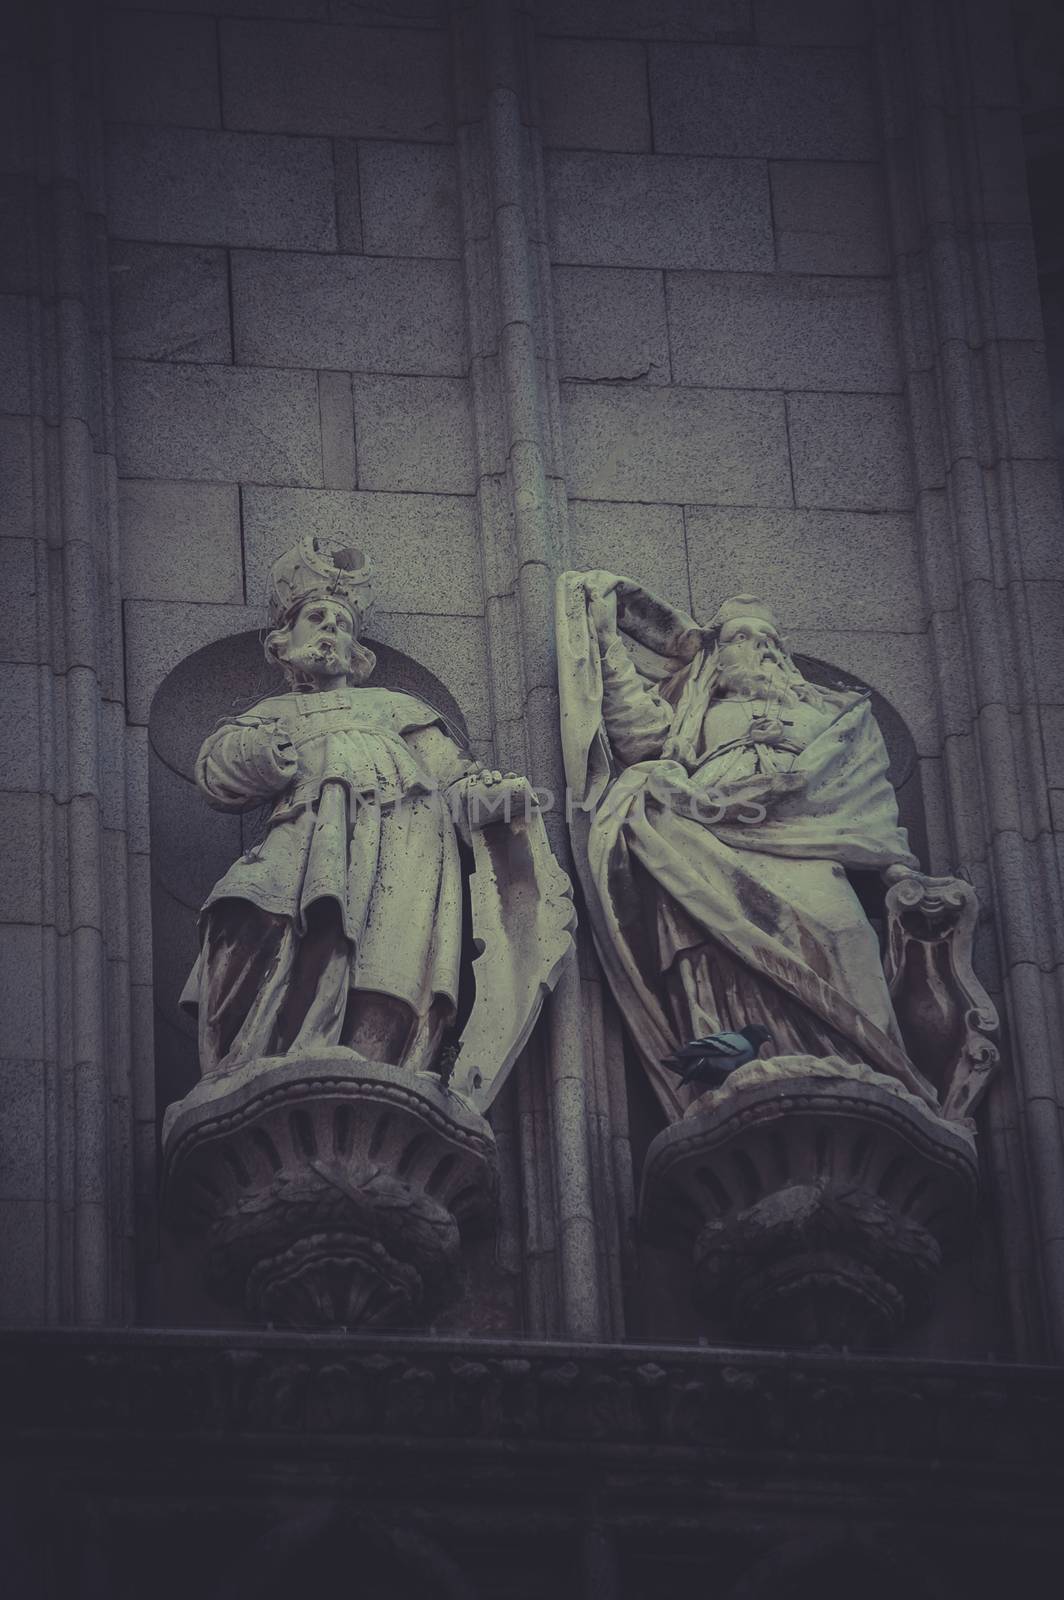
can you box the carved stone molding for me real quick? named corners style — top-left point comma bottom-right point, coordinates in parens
top-left (641, 1058), bottom-right (979, 1348)
top-left (4, 1328), bottom-right (1063, 1476)
top-left (162, 1053), bottom-right (497, 1329)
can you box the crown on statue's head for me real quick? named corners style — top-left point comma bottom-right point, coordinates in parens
top-left (706, 594), bottom-right (780, 634)
top-left (267, 536), bottom-right (374, 630)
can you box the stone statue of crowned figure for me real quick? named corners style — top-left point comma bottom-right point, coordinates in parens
top-left (179, 536), bottom-right (558, 1080)
top-left (161, 537), bottom-right (573, 1329)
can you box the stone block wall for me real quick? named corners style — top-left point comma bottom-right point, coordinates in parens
top-left (543, 3), bottom-right (938, 824)
top-left (105, 2), bottom-right (488, 735)
top-left (3, 0), bottom-right (1064, 1357)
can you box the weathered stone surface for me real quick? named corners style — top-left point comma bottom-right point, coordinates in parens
top-left (568, 500), bottom-right (690, 606)
top-left (561, 382), bottom-right (791, 503)
top-left (983, 227), bottom-right (1045, 343)
top-left (0, 295), bottom-right (30, 412)
top-left (317, 372), bottom-right (356, 491)
top-left (534, 0), bottom-right (751, 40)
top-left (1041, 706), bottom-right (1064, 790)
top-left (546, 151), bottom-right (772, 271)
top-left (787, 393), bottom-right (915, 511)
top-left (241, 486), bottom-right (482, 614)
top-left (0, 664), bottom-right (41, 789)
top-left (105, 126), bottom-right (336, 249)
top-left (668, 272), bottom-right (899, 391)
top-left (0, 538), bottom-right (37, 662)
top-left (996, 341), bottom-right (1059, 460)
top-left (538, 38), bottom-right (652, 152)
top-left (0, 794), bottom-right (42, 922)
top-left (0, 927), bottom-right (44, 1058)
top-left (0, 1200), bottom-right (45, 1322)
top-left (754, 0), bottom-right (872, 46)
top-left (357, 140), bottom-right (460, 259)
top-left (1011, 459), bottom-right (1064, 579)
top-left (333, 141), bottom-right (362, 253)
top-left (0, 1059), bottom-right (45, 1198)
top-left (220, 19), bottom-right (451, 140)
top-left (0, 417), bottom-right (32, 539)
top-left (353, 375), bottom-right (475, 493)
top-left (110, 0), bottom-right (330, 12)
top-left (553, 266), bottom-right (670, 383)
top-left (115, 361), bottom-right (322, 486)
top-left (231, 252), bottom-right (465, 374)
top-left (370, 612), bottom-right (491, 740)
top-left (123, 600), bottom-right (259, 724)
top-left (118, 480), bottom-right (243, 603)
top-left (770, 160), bottom-right (889, 275)
top-left (104, 11), bottom-right (220, 128)
top-left (650, 44), bottom-right (877, 159)
top-left (333, 0), bottom-right (443, 23)
top-left (1027, 583), bottom-right (1064, 703)
top-left (108, 243), bottom-right (230, 364)
top-left (0, 176), bottom-right (33, 294)
top-left (685, 507), bottom-right (923, 631)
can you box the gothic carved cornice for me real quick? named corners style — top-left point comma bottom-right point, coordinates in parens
top-left (3, 1331), bottom-right (1063, 1490)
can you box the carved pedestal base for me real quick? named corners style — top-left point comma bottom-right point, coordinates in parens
top-left (641, 1056), bottom-right (978, 1349)
top-left (161, 1052), bottom-right (497, 1329)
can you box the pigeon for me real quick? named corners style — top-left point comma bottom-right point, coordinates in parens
top-left (662, 1024), bottom-right (774, 1090)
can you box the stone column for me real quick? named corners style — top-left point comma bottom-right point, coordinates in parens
top-left (0, 1), bottom-right (135, 1323)
top-left (876, 0), bottom-right (1064, 1356)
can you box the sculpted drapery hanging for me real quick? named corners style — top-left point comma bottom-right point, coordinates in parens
top-left (556, 570), bottom-right (997, 1124)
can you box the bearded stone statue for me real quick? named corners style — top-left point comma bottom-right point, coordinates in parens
top-left (557, 570), bottom-right (998, 1346)
top-left (556, 572), bottom-right (997, 1122)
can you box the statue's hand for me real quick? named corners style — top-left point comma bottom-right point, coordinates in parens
top-left (464, 770), bottom-right (540, 831)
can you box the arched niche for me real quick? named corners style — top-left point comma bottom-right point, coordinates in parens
top-left (147, 630), bottom-right (471, 1130)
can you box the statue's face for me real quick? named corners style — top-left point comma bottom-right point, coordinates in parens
top-left (283, 597), bottom-right (356, 683)
top-left (716, 615), bottom-right (791, 697)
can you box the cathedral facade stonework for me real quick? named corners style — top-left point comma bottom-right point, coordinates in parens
top-left (2, 0), bottom-right (1064, 1593)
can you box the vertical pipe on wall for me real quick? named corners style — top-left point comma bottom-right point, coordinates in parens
top-left (450, 0), bottom-right (605, 1339)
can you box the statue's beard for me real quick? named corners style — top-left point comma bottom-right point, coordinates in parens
top-left (284, 637), bottom-right (351, 683)
top-left (717, 655), bottom-right (797, 703)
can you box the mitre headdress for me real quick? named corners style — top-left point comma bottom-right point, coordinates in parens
top-left (267, 536), bottom-right (374, 630)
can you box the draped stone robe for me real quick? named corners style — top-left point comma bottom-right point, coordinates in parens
top-left (557, 572), bottom-right (933, 1119)
top-left (180, 685), bottom-right (477, 1075)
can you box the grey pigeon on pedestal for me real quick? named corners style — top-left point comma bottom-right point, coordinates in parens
top-left (662, 1024), bottom-right (774, 1090)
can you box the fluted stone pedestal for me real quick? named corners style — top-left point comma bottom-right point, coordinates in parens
top-left (641, 1056), bottom-right (978, 1348)
top-left (162, 1052), bottom-right (497, 1329)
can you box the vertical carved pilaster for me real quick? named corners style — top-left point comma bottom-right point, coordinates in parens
top-left (875, 0), bottom-right (1064, 1356)
top-left (1, 0), bottom-right (134, 1323)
